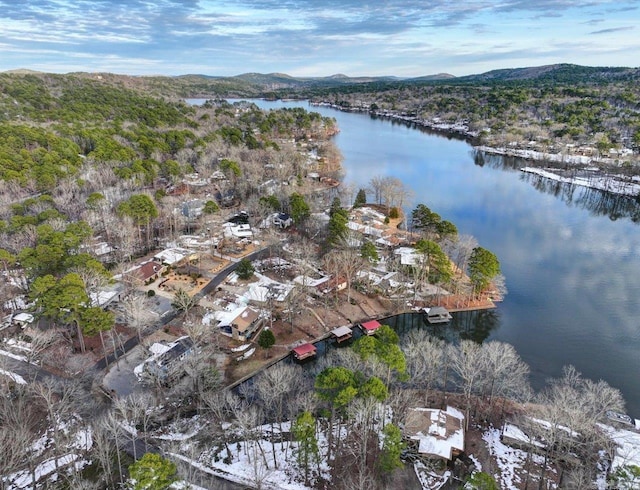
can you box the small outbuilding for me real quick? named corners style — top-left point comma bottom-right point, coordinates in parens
top-left (331, 325), bottom-right (353, 343)
top-left (360, 319), bottom-right (381, 335)
top-left (424, 306), bottom-right (452, 324)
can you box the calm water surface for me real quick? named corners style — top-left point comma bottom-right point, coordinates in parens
top-left (194, 99), bottom-right (640, 416)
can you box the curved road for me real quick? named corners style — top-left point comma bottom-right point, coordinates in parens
top-left (93, 246), bottom-right (274, 370)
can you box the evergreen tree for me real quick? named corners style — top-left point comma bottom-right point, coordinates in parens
top-left (378, 423), bottom-right (404, 473)
top-left (289, 192), bottom-right (310, 224)
top-left (465, 471), bottom-right (499, 490)
top-left (293, 411), bottom-right (319, 485)
top-left (360, 240), bottom-right (379, 263)
top-left (236, 258), bottom-right (255, 280)
top-left (258, 328), bottom-right (275, 358)
top-left (353, 188), bottom-right (367, 207)
top-left (260, 194), bottom-right (280, 211)
top-left (203, 200), bottom-right (219, 214)
top-left (127, 453), bottom-right (177, 490)
top-left (468, 246), bottom-right (501, 295)
top-left (327, 207), bottom-right (349, 247)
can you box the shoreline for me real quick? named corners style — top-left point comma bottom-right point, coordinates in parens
top-left (309, 101), bottom-right (640, 198)
top-left (224, 292), bottom-right (497, 388)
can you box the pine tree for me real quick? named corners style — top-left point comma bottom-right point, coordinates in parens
top-left (353, 188), bottom-right (367, 207)
top-left (258, 328), bottom-right (275, 358)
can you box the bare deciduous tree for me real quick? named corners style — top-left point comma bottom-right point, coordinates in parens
top-left (121, 292), bottom-right (156, 341)
top-left (403, 330), bottom-right (445, 405)
top-left (450, 340), bottom-right (484, 430)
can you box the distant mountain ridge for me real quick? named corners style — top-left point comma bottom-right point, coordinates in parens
top-left (455, 63), bottom-right (639, 83)
top-left (2, 64), bottom-right (639, 98)
top-left (174, 64), bottom-right (640, 94)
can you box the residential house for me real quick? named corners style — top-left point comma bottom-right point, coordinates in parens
top-left (143, 336), bottom-right (195, 382)
top-left (404, 406), bottom-right (465, 460)
top-left (222, 222), bottom-right (253, 240)
top-left (154, 247), bottom-right (194, 267)
top-left (137, 260), bottom-right (164, 283)
top-left (216, 305), bottom-right (263, 341)
top-left (273, 213), bottom-right (293, 229)
top-left (181, 199), bottom-right (205, 219)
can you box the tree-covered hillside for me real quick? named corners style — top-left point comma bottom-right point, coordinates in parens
top-left (0, 71), bottom-right (339, 272)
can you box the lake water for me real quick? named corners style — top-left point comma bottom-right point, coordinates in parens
top-left (191, 98), bottom-right (640, 416)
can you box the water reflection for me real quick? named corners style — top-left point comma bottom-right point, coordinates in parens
top-left (387, 310), bottom-right (500, 344)
top-left (471, 149), bottom-right (640, 223)
top-left (203, 97), bottom-right (640, 415)
top-left (237, 310), bottom-right (501, 393)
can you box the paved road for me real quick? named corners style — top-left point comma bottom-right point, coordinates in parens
top-left (0, 351), bottom-right (61, 385)
top-left (94, 246), bottom-right (273, 371)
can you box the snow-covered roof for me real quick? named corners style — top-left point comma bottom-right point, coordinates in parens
top-left (154, 247), bottom-right (192, 265)
top-left (501, 423), bottom-right (545, 448)
top-left (394, 246), bottom-right (420, 266)
top-left (293, 275), bottom-right (329, 288)
top-left (13, 312), bottom-right (34, 324)
top-left (239, 273), bottom-right (293, 303)
top-left (90, 289), bottom-right (119, 308)
top-left (179, 235), bottom-right (218, 249)
top-left (222, 223), bottom-right (253, 238)
top-left (346, 221), bottom-right (385, 237)
top-left (405, 406), bottom-right (465, 460)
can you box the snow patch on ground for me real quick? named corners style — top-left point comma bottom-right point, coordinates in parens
top-left (3, 454), bottom-right (88, 489)
top-left (0, 348), bottom-right (29, 362)
top-left (413, 461), bottom-right (450, 490)
top-left (521, 167), bottom-right (640, 197)
top-left (0, 368), bottom-right (26, 384)
top-left (482, 428), bottom-right (556, 490)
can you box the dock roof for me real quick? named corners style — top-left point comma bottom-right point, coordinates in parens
top-left (292, 343), bottom-right (317, 357)
top-left (361, 319), bottom-right (381, 332)
top-left (331, 325), bottom-right (353, 338)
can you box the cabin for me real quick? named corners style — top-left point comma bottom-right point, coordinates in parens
top-left (360, 319), bottom-right (381, 335)
top-left (331, 325), bottom-right (353, 343)
top-left (292, 343), bottom-right (317, 361)
top-left (424, 306), bottom-right (452, 324)
top-left (317, 275), bottom-right (348, 295)
top-left (403, 406), bottom-right (465, 460)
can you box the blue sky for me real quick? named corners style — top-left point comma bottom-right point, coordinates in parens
top-left (0, 0), bottom-right (638, 77)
